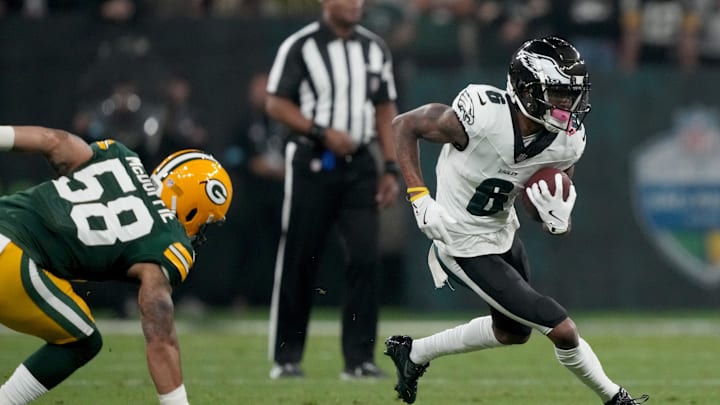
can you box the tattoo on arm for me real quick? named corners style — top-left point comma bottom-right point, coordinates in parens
top-left (138, 282), bottom-right (175, 341)
top-left (406, 104), bottom-right (467, 147)
top-left (50, 160), bottom-right (72, 176)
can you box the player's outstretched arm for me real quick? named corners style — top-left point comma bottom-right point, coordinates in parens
top-left (128, 262), bottom-right (189, 405)
top-left (3, 125), bottom-right (93, 175)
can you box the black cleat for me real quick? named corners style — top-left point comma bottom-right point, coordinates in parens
top-left (384, 335), bottom-right (429, 404)
top-left (605, 387), bottom-right (649, 405)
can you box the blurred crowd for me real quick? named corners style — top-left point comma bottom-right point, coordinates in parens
top-left (42, 0), bottom-right (720, 171)
top-left (3, 0), bottom-right (720, 73)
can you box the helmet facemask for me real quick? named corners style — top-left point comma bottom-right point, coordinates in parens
top-left (535, 83), bottom-right (591, 133)
top-left (191, 219), bottom-right (225, 249)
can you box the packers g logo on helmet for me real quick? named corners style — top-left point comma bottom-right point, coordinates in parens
top-left (205, 179), bottom-right (229, 205)
top-left (152, 149), bottom-right (233, 240)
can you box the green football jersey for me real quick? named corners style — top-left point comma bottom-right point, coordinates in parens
top-left (0, 140), bottom-right (194, 286)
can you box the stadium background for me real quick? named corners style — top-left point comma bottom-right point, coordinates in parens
top-left (1, 1), bottom-right (720, 316)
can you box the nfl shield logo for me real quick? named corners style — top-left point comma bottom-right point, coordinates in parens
top-left (631, 107), bottom-right (720, 287)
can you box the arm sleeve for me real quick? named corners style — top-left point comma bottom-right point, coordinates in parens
top-left (159, 242), bottom-right (195, 286)
top-left (129, 240), bottom-right (195, 287)
top-left (372, 40), bottom-right (397, 104)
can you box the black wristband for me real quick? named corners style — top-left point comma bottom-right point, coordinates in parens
top-left (384, 160), bottom-right (400, 177)
top-left (307, 124), bottom-right (327, 144)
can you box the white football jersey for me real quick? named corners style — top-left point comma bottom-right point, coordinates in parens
top-left (434, 84), bottom-right (586, 257)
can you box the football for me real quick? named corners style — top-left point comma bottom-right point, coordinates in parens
top-left (520, 167), bottom-right (572, 222)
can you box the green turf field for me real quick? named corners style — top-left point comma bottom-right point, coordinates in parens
top-left (1, 310), bottom-right (719, 404)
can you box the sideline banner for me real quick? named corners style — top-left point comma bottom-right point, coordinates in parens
top-left (631, 107), bottom-right (720, 287)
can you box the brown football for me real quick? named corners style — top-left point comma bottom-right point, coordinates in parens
top-left (521, 167), bottom-right (572, 222)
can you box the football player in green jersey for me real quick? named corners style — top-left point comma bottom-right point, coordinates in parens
top-left (0, 125), bottom-right (233, 405)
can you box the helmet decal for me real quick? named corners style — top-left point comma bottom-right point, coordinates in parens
top-left (205, 179), bottom-right (229, 205)
top-left (517, 50), bottom-right (571, 86)
top-left (154, 150), bottom-right (219, 180)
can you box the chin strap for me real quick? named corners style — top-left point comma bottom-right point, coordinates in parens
top-left (190, 219), bottom-right (225, 249)
top-left (191, 230), bottom-right (207, 249)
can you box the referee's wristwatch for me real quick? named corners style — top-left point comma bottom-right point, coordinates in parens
top-left (307, 124), bottom-right (327, 144)
top-left (384, 160), bottom-right (400, 177)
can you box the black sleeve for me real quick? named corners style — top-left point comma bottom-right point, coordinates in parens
top-left (372, 39), bottom-right (397, 105)
top-left (267, 37), bottom-right (307, 101)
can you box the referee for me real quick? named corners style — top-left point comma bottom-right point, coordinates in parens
top-left (265, 0), bottom-right (400, 379)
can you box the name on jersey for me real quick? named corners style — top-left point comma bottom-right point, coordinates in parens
top-left (497, 168), bottom-right (518, 177)
top-left (126, 156), bottom-right (176, 224)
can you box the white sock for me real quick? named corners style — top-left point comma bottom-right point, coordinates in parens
top-left (0, 364), bottom-right (49, 405)
top-left (554, 337), bottom-right (620, 402)
top-left (158, 384), bottom-right (189, 405)
top-left (410, 316), bottom-right (502, 365)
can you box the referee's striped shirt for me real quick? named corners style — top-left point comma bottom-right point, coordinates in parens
top-left (266, 20), bottom-right (397, 146)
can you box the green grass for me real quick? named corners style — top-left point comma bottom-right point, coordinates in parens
top-left (1, 310), bottom-right (719, 404)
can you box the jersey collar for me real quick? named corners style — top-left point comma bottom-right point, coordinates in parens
top-left (508, 95), bottom-right (558, 163)
top-left (317, 19), bottom-right (359, 41)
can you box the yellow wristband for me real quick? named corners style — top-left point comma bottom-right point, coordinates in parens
top-left (406, 187), bottom-right (429, 193)
top-left (407, 187), bottom-right (430, 202)
top-left (409, 191), bottom-right (429, 202)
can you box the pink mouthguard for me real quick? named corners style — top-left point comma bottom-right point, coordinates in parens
top-left (550, 108), bottom-right (570, 121)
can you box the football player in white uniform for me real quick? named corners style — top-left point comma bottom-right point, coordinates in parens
top-left (384, 37), bottom-right (649, 405)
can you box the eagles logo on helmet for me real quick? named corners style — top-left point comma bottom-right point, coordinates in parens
top-left (506, 36), bottom-right (591, 133)
top-left (152, 149), bottom-right (233, 247)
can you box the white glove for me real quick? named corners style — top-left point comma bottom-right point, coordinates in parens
top-left (411, 194), bottom-right (457, 243)
top-left (524, 173), bottom-right (577, 234)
